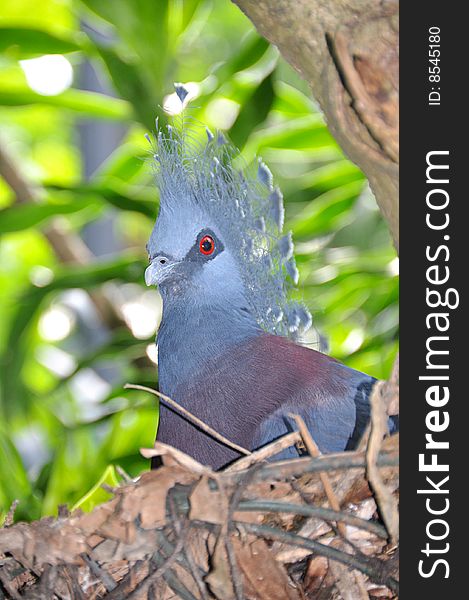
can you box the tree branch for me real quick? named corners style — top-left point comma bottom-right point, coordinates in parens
top-left (0, 142), bottom-right (124, 326)
top-left (233, 0), bottom-right (399, 250)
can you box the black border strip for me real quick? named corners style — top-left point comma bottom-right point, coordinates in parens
top-left (401, 3), bottom-right (464, 595)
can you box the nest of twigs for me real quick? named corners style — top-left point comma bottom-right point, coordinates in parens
top-left (0, 372), bottom-right (399, 600)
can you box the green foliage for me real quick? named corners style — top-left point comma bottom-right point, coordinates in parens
top-left (0, 26), bottom-right (86, 55)
top-left (0, 87), bottom-right (132, 119)
top-left (72, 465), bottom-right (120, 513)
top-left (0, 0), bottom-right (398, 521)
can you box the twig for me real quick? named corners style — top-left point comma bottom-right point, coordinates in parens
top-left (238, 522), bottom-right (399, 593)
top-left (115, 528), bottom-right (197, 600)
top-left (329, 552), bottom-right (370, 600)
top-left (231, 447), bottom-right (398, 484)
top-left (237, 501), bottom-right (387, 538)
top-left (225, 431), bottom-right (302, 472)
top-left (61, 565), bottom-right (86, 600)
top-left (226, 466), bottom-right (262, 600)
top-left (168, 496), bottom-right (211, 600)
top-left (183, 538), bottom-right (210, 600)
top-left (81, 554), bottom-right (117, 592)
top-left (354, 570), bottom-right (371, 600)
top-left (384, 354), bottom-right (399, 417)
top-left (214, 472), bottom-right (244, 600)
top-left (141, 442), bottom-right (214, 474)
top-left (115, 465), bottom-right (133, 483)
top-left (97, 561), bottom-right (146, 600)
top-left (2, 500), bottom-right (19, 528)
top-left (225, 536), bottom-right (244, 600)
top-left (366, 383), bottom-right (399, 543)
top-left (151, 562), bottom-right (197, 600)
top-left (126, 530), bottom-right (188, 599)
top-left (58, 504), bottom-right (71, 519)
top-left (291, 415), bottom-right (347, 537)
top-left (125, 383), bottom-right (251, 456)
top-left (0, 569), bottom-right (21, 600)
top-left (228, 464), bottom-right (262, 519)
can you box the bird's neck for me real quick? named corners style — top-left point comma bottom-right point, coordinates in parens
top-left (157, 293), bottom-right (260, 391)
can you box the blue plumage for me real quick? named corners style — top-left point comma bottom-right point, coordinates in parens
top-left (145, 92), bottom-right (394, 469)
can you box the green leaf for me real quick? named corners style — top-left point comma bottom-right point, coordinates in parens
top-left (0, 26), bottom-right (85, 56)
top-left (0, 86), bottom-right (132, 120)
top-left (290, 181), bottom-right (365, 239)
top-left (243, 115), bottom-right (344, 166)
top-left (250, 115), bottom-right (335, 150)
top-left (103, 407), bottom-right (157, 465)
top-left (72, 465), bottom-right (120, 513)
top-left (273, 81), bottom-right (315, 116)
top-left (45, 182), bottom-right (157, 220)
top-left (0, 197), bottom-right (96, 234)
top-left (214, 33), bottom-right (270, 84)
top-left (0, 426), bottom-right (38, 521)
top-left (97, 143), bottom-right (148, 182)
top-left (229, 72), bottom-right (275, 148)
top-left (41, 428), bottom-right (107, 515)
top-left (293, 160), bottom-right (364, 198)
top-left (80, 1), bottom-right (170, 128)
top-left (82, 0), bottom-right (169, 70)
top-left (93, 46), bottom-right (161, 129)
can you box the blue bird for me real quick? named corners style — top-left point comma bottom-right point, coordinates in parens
top-left (145, 102), bottom-right (395, 470)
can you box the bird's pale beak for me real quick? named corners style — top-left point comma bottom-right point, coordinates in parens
top-left (145, 257), bottom-right (178, 286)
top-left (145, 262), bottom-right (159, 286)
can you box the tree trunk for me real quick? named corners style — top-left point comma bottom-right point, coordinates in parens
top-left (233, 0), bottom-right (399, 250)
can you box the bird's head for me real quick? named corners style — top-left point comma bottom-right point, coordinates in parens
top-left (144, 101), bottom-right (312, 339)
top-left (145, 202), bottom-right (245, 305)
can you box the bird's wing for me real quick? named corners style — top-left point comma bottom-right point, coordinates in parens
top-left (244, 334), bottom-right (376, 457)
top-left (158, 332), bottom-right (378, 468)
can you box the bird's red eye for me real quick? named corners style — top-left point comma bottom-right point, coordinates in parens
top-left (199, 235), bottom-right (215, 256)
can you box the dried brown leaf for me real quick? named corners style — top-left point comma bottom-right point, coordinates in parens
top-left (205, 533), bottom-right (236, 600)
top-left (329, 541), bottom-right (369, 600)
top-left (234, 536), bottom-right (301, 600)
top-left (304, 556), bottom-right (329, 596)
top-left (121, 467), bottom-right (198, 529)
top-left (189, 475), bottom-right (227, 525)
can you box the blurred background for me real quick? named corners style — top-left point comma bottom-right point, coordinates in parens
top-left (0, 0), bottom-right (398, 522)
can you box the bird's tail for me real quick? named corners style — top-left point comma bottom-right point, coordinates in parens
top-left (346, 378), bottom-right (399, 450)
